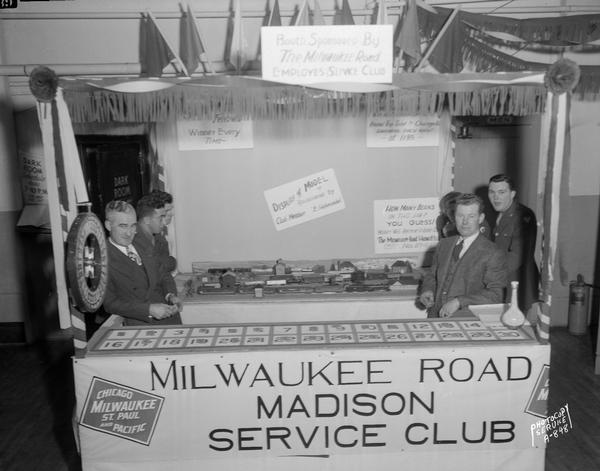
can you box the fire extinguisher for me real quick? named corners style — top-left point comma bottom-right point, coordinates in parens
top-left (568, 274), bottom-right (588, 335)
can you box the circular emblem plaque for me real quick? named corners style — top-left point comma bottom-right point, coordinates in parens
top-left (66, 213), bottom-right (108, 313)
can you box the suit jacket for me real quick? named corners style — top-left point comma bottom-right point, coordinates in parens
top-left (103, 242), bottom-right (181, 326)
top-left (422, 234), bottom-right (507, 317)
top-left (491, 201), bottom-right (540, 311)
top-left (134, 228), bottom-right (177, 275)
top-left (154, 231), bottom-right (177, 273)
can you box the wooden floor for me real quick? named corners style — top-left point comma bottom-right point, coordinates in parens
top-left (0, 327), bottom-right (599, 471)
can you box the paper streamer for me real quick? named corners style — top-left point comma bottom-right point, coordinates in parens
top-left (536, 303), bottom-right (551, 343)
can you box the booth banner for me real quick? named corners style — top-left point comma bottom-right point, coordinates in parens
top-left (19, 150), bottom-right (48, 204)
top-left (73, 344), bottom-right (549, 471)
top-left (176, 115), bottom-right (253, 150)
top-left (261, 25), bottom-right (393, 85)
top-left (264, 168), bottom-right (345, 231)
top-left (366, 115), bottom-right (441, 148)
top-left (374, 198), bottom-right (439, 254)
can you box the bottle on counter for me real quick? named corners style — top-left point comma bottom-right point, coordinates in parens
top-left (501, 281), bottom-right (526, 329)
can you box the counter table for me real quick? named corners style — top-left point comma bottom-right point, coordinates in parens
top-left (73, 303), bottom-right (549, 471)
top-left (178, 289), bottom-right (426, 324)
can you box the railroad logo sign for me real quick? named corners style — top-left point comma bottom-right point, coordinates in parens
top-left (80, 377), bottom-right (164, 445)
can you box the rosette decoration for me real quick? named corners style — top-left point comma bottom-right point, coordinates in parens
top-left (29, 66), bottom-right (59, 102)
top-left (544, 58), bottom-right (581, 95)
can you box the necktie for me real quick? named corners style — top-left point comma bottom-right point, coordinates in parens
top-left (127, 247), bottom-right (142, 266)
top-left (452, 239), bottom-right (464, 262)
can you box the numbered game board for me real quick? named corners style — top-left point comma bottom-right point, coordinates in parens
top-left (86, 319), bottom-right (536, 355)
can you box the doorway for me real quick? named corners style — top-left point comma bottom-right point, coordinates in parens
top-left (75, 135), bottom-right (151, 221)
top-left (452, 115), bottom-right (541, 222)
top-left (75, 134), bottom-right (151, 338)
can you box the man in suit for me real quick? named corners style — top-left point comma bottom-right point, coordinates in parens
top-left (488, 174), bottom-right (540, 311)
top-left (134, 194), bottom-right (176, 274)
top-left (103, 200), bottom-right (182, 325)
top-left (149, 190), bottom-right (177, 273)
top-left (436, 191), bottom-right (461, 239)
top-left (420, 193), bottom-right (507, 318)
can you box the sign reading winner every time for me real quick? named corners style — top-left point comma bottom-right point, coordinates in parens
top-left (261, 25), bottom-right (393, 84)
top-left (264, 168), bottom-right (345, 231)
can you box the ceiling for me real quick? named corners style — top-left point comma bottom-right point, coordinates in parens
top-left (423, 1), bottom-right (600, 17)
top-left (1, 0), bottom-right (599, 109)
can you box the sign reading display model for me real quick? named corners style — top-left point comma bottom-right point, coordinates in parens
top-left (264, 168), bottom-right (345, 231)
top-left (261, 25), bottom-right (393, 85)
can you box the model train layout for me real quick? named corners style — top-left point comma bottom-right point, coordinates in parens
top-left (181, 258), bottom-right (420, 297)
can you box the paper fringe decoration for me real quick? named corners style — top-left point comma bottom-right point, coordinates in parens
top-left (576, 66), bottom-right (600, 100)
top-left (63, 84), bottom-right (546, 123)
top-left (422, 7), bottom-right (600, 45)
top-left (418, 7), bottom-right (600, 97)
top-left (469, 27), bottom-right (600, 54)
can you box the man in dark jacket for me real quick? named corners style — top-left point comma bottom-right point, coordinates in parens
top-left (420, 194), bottom-right (507, 318)
top-left (103, 200), bottom-right (182, 325)
top-left (488, 174), bottom-right (540, 311)
top-left (135, 193), bottom-right (177, 275)
top-left (149, 190), bottom-right (177, 273)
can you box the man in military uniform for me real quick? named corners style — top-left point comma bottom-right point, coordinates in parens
top-left (488, 174), bottom-right (540, 311)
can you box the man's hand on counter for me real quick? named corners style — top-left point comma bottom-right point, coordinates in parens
top-left (169, 295), bottom-right (183, 312)
top-left (149, 303), bottom-right (180, 320)
top-left (439, 298), bottom-right (460, 318)
top-left (419, 290), bottom-right (435, 309)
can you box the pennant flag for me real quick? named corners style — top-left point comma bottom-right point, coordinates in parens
top-left (334, 0), bottom-right (355, 25)
top-left (258, 0), bottom-right (281, 62)
top-left (373, 0), bottom-right (391, 25)
top-left (140, 13), bottom-right (174, 77)
top-left (180, 4), bottom-right (212, 75)
top-left (313, 0), bottom-right (326, 25)
top-left (427, 9), bottom-right (464, 73)
top-left (416, 0), bottom-right (437, 14)
top-left (396, 0), bottom-right (421, 62)
top-left (268, 0), bottom-right (282, 26)
top-left (294, 0), bottom-right (310, 26)
top-left (228, 0), bottom-right (250, 72)
top-left (140, 11), bottom-right (188, 77)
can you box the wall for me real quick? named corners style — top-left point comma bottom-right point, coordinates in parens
top-left (1, 1), bottom-right (599, 331)
top-left (551, 100), bottom-right (600, 326)
top-left (453, 115), bottom-right (541, 211)
top-left (0, 22), bottom-right (27, 341)
top-left (160, 115), bottom-right (446, 272)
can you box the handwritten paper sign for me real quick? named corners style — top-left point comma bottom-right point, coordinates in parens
top-left (19, 150), bottom-right (48, 205)
top-left (261, 25), bottom-right (393, 85)
top-left (366, 115), bottom-right (440, 147)
top-left (374, 198), bottom-right (439, 254)
top-left (177, 115), bottom-right (253, 151)
top-left (264, 168), bottom-right (345, 231)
